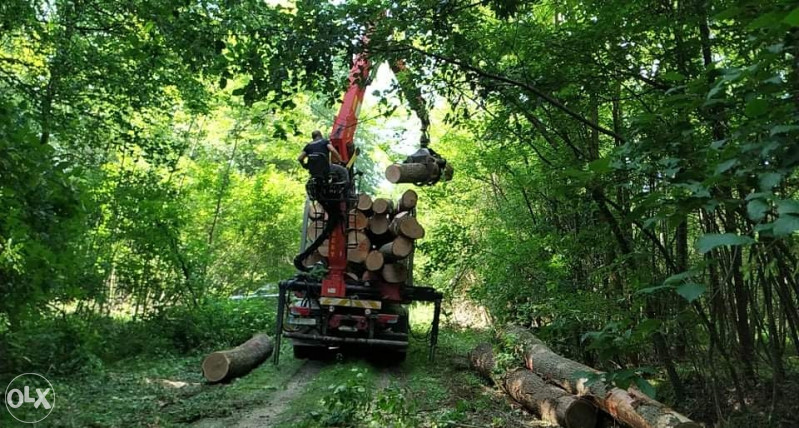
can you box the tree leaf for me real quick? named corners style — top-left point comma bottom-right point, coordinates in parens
top-left (747, 12), bottom-right (780, 30)
top-left (661, 71), bottom-right (685, 82)
top-left (776, 199), bottom-right (799, 215)
top-left (635, 285), bottom-right (672, 295)
top-left (747, 199), bottom-right (768, 221)
top-left (745, 99), bottom-right (769, 117)
top-left (758, 173), bottom-right (782, 190)
top-left (715, 158), bottom-right (737, 174)
top-left (588, 157), bottom-right (612, 173)
top-left (770, 125), bottom-right (799, 136)
top-left (634, 378), bottom-right (657, 399)
top-left (783, 7), bottom-right (799, 26)
top-left (676, 283), bottom-right (706, 302)
top-left (772, 215), bottom-right (799, 237)
top-left (696, 233), bottom-right (755, 254)
top-left (663, 271), bottom-right (697, 284)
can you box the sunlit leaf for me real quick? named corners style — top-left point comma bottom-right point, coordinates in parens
top-left (696, 233), bottom-right (755, 254)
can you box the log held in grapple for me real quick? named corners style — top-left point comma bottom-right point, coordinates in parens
top-left (385, 154), bottom-right (453, 186)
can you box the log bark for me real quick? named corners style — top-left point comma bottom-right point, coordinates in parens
top-left (365, 250), bottom-right (385, 272)
top-left (468, 343), bottom-right (597, 428)
top-left (307, 220), bottom-right (325, 241)
top-left (369, 214), bottom-right (391, 235)
top-left (346, 230), bottom-right (370, 263)
top-left (348, 209), bottom-right (368, 230)
top-left (397, 189), bottom-right (418, 212)
top-left (386, 163), bottom-right (437, 184)
top-left (379, 236), bottom-right (414, 261)
top-left (372, 198), bottom-right (394, 215)
top-left (302, 251), bottom-right (323, 268)
top-left (319, 239), bottom-right (329, 257)
top-left (389, 212), bottom-right (425, 239)
top-left (202, 333), bottom-right (273, 383)
top-left (502, 326), bottom-right (700, 428)
top-left (357, 193), bottom-right (373, 212)
top-left (309, 201), bottom-right (326, 220)
top-left (382, 263), bottom-right (408, 284)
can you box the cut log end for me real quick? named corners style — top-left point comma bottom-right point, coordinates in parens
top-left (398, 189), bottom-right (418, 212)
top-left (201, 334), bottom-right (273, 384)
top-left (565, 398), bottom-right (598, 428)
top-left (346, 230), bottom-right (370, 263)
top-left (372, 198), bottom-right (394, 215)
top-left (365, 250), bottom-right (385, 271)
top-left (369, 214), bottom-right (390, 235)
top-left (201, 352), bottom-right (231, 383)
top-left (385, 164), bottom-right (402, 183)
top-left (386, 163), bottom-right (437, 184)
top-left (357, 194), bottom-right (373, 212)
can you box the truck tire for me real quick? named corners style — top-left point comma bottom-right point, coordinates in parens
top-left (377, 307), bottom-right (408, 365)
top-left (293, 344), bottom-right (329, 360)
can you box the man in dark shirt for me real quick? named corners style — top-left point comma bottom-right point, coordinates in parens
top-left (298, 130), bottom-right (348, 183)
top-left (298, 130), bottom-right (343, 165)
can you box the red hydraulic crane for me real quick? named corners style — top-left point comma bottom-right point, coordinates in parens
top-left (274, 34), bottom-right (452, 364)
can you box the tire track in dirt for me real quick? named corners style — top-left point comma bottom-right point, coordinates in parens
top-left (193, 360), bottom-right (324, 428)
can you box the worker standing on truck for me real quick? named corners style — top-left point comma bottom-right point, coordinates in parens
top-left (297, 130), bottom-right (348, 182)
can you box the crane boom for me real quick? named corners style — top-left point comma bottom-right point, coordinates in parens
top-left (275, 31), bottom-right (451, 366)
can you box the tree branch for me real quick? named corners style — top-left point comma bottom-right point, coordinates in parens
top-left (392, 44), bottom-right (627, 143)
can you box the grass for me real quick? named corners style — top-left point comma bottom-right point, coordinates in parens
top-left (0, 341), bottom-right (305, 428)
top-left (1, 304), bottom-right (536, 428)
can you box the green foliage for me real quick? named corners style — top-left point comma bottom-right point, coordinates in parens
top-left (299, 369), bottom-right (420, 428)
top-left (0, 298), bottom-right (274, 376)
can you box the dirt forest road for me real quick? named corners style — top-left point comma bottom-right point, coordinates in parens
top-left (189, 328), bottom-right (546, 428)
top-left (193, 360), bottom-right (324, 428)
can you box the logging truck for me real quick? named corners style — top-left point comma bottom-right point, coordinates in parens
top-left (272, 38), bottom-right (452, 364)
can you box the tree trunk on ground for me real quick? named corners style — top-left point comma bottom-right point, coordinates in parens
top-left (357, 194), bottom-right (373, 212)
top-left (386, 163), bottom-right (436, 184)
top-left (502, 326), bottom-right (700, 428)
top-left (369, 214), bottom-right (390, 235)
top-left (382, 263), bottom-right (407, 283)
top-left (202, 333), bottom-right (273, 383)
top-left (379, 236), bottom-right (414, 261)
top-left (468, 343), bottom-right (597, 428)
top-left (373, 198), bottom-right (394, 215)
top-left (365, 250), bottom-right (385, 271)
top-left (348, 209), bottom-right (368, 230)
top-left (389, 212), bottom-right (425, 239)
top-left (398, 189), bottom-right (418, 212)
top-left (346, 230), bottom-right (370, 263)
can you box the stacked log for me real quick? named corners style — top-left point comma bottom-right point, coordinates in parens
top-left (470, 326), bottom-right (701, 428)
top-left (303, 189), bottom-right (425, 285)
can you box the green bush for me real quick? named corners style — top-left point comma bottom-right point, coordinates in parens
top-left (0, 298), bottom-right (276, 376)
